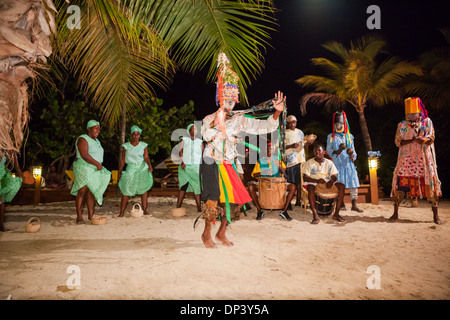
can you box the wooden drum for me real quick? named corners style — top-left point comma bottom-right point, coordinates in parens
top-left (258, 177), bottom-right (287, 210)
top-left (315, 184), bottom-right (338, 215)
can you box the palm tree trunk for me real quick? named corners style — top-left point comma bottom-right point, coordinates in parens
top-left (357, 106), bottom-right (373, 152)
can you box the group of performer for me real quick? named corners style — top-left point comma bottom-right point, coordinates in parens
top-left (0, 53), bottom-right (443, 249)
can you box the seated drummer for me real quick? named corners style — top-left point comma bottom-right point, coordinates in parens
top-left (303, 143), bottom-right (346, 224)
top-left (248, 143), bottom-right (293, 220)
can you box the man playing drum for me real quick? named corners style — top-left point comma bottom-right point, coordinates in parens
top-left (303, 144), bottom-right (346, 224)
top-left (248, 143), bottom-right (290, 220)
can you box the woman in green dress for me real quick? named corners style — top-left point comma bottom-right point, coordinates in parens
top-left (118, 125), bottom-right (154, 217)
top-left (176, 124), bottom-right (203, 212)
top-left (0, 152), bottom-right (24, 231)
top-left (71, 120), bottom-right (111, 224)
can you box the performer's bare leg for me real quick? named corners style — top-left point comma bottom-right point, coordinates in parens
top-left (202, 220), bottom-right (216, 248)
top-left (332, 182), bottom-right (346, 222)
top-left (194, 194), bottom-right (201, 212)
top-left (86, 190), bottom-right (96, 220)
top-left (295, 184), bottom-right (302, 206)
top-left (389, 191), bottom-right (401, 222)
top-left (282, 184), bottom-right (297, 212)
top-left (349, 188), bottom-right (362, 212)
top-left (307, 185), bottom-right (320, 224)
top-left (141, 192), bottom-right (149, 215)
top-left (119, 195), bottom-right (129, 217)
top-left (177, 190), bottom-right (186, 208)
top-left (75, 186), bottom-right (88, 224)
top-left (215, 216), bottom-right (234, 247)
top-left (248, 184), bottom-right (261, 212)
top-left (432, 197), bottom-right (443, 225)
top-left (351, 199), bottom-right (363, 213)
top-left (201, 200), bottom-right (218, 248)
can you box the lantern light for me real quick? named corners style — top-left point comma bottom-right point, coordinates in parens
top-left (33, 166), bottom-right (42, 178)
top-left (368, 158), bottom-right (378, 170)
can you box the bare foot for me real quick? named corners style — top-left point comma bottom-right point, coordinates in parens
top-left (215, 234), bottom-right (234, 247)
top-left (76, 219), bottom-right (85, 224)
top-left (388, 213), bottom-right (398, 222)
top-left (434, 218), bottom-right (444, 225)
top-left (201, 234), bottom-right (216, 248)
top-left (351, 206), bottom-right (363, 213)
top-left (332, 214), bottom-right (345, 222)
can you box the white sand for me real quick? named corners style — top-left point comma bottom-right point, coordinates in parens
top-left (0, 196), bottom-right (449, 300)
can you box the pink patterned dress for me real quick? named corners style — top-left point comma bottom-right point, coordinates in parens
top-left (391, 117), bottom-right (441, 199)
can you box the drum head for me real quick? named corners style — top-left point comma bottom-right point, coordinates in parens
top-left (315, 183), bottom-right (338, 199)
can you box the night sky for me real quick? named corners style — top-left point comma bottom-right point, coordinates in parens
top-left (154, 0), bottom-right (450, 196)
top-left (158, 0), bottom-right (449, 121)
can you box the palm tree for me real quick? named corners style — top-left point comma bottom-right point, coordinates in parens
top-left (54, 0), bottom-right (277, 144)
top-left (0, 0), bottom-right (56, 155)
top-left (1, 0), bottom-right (277, 157)
top-left (296, 35), bottom-right (423, 152)
top-left (405, 27), bottom-right (450, 109)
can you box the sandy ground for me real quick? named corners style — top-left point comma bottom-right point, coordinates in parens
top-left (0, 195), bottom-right (449, 300)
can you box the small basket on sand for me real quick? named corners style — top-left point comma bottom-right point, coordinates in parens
top-left (130, 203), bottom-right (144, 218)
top-left (172, 208), bottom-right (186, 218)
top-left (25, 217), bottom-right (40, 233)
top-left (91, 216), bottom-right (107, 225)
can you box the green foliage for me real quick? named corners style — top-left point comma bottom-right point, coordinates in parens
top-left (26, 88), bottom-right (196, 171)
top-left (25, 88), bottom-right (118, 169)
top-left (125, 98), bottom-right (196, 156)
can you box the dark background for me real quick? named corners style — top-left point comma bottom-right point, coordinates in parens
top-left (156, 0), bottom-right (450, 198)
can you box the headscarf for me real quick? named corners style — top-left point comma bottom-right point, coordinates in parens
top-left (187, 124), bottom-right (195, 133)
top-left (87, 120), bottom-right (100, 129)
top-left (130, 125), bottom-right (142, 134)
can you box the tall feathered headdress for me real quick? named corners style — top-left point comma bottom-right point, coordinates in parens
top-left (215, 52), bottom-right (239, 108)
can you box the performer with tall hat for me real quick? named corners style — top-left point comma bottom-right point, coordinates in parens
top-left (390, 97), bottom-right (442, 224)
top-left (326, 111), bottom-right (363, 212)
top-left (200, 52), bottom-right (286, 248)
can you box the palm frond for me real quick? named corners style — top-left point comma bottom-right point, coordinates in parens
top-left (299, 92), bottom-right (346, 116)
top-left (55, 0), bottom-right (174, 127)
top-left (126, 0), bottom-right (277, 106)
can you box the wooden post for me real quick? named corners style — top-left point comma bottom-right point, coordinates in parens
top-left (34, 175), bottom-right (41, 205)
top-left (369, 167), bottom-right (379, 205)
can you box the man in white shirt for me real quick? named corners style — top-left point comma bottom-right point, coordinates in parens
top-left (303, 144), bottom-right (345, 224)
top-left (284, 115), bottom-right (315, 213)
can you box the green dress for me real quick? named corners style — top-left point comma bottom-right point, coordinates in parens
top-left (118, 142), bottom-right (153, 196)
top-left (0, 157), bottom-right (22, 203)
top-left (177, 136), bottom-right (202, 195)
top-left (71, 134), bottom-right (111, 205)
